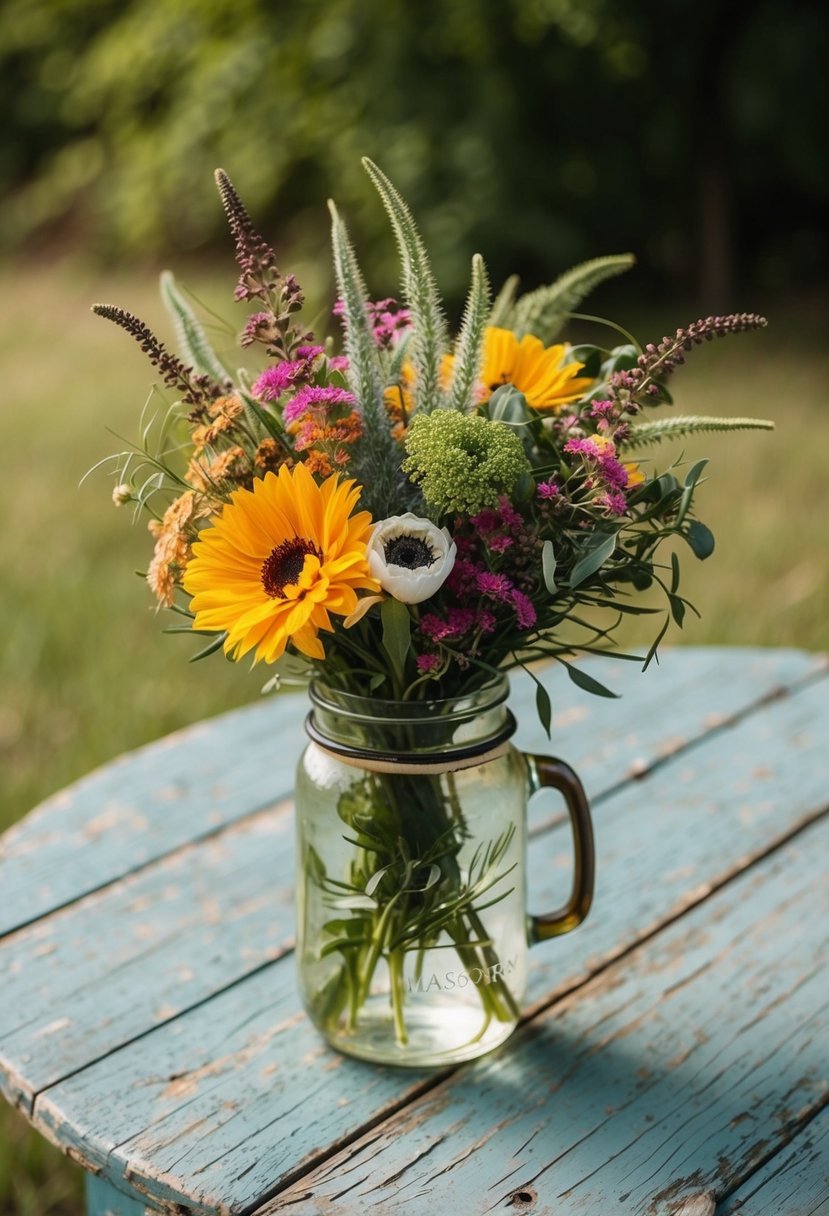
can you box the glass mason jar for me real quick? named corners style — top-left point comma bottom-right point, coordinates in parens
top-left (295, 674), bottom-right (594, 1066)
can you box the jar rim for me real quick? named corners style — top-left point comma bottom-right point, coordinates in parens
top-left (308, 671), bottom-right (510, 726)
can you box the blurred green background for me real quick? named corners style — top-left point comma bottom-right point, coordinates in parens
top-left (1, 2), bottom-right (827, 1212)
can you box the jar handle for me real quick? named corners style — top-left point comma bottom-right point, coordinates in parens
top-left (525, 754), bottom-right (595, 942)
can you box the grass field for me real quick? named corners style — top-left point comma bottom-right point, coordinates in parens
top-left (1, 261), bottom-right (827, 1213)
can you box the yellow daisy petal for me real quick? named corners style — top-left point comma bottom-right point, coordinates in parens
top-left (182, 466), bottom-right (379, 665)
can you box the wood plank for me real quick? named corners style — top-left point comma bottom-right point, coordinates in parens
top-left (266, 817), bottom-right (829, 1215)
top-left (717, 1107), bottom-right (829, 1214)
top-left (0, 647), bottom-right (822, 938)
top-left (24, 675), bottom-right (829, 1214)
top-left (0, 805), bottom-right (294, 1110)
top-left (0, 698), bottom-right (305, 939)
top-left (4, 664), bottom-right (827, 1113)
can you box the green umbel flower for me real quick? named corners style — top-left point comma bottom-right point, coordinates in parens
top-left (403, 409), bottom-right (531, 516)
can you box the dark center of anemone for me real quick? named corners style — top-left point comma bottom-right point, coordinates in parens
top-left (384, 534), bottom-right (437, 570)
top-left (261, 537), bottom-right (321, 598)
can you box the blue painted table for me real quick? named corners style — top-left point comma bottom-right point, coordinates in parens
top-left (1, 647), bottom-right (828, 1216)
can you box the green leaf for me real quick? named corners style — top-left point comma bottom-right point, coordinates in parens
top-left (535, 680), bottom-right (553, 738)
top-left (669, 594), bottom-right (686, 627)
top-left (328, 198), bottom-right (400, 513)
top-left (188, 631), bottom-right (228, 662)
top-left (541, 540), bottom-right (558, 594)
top-left (512, 254), bottom-right (635, 344)
top-left (622, 415), bottom-right (774, 450)
top-left (675, 458), bottom-right (708, 527)
top-left (488, 273), bottom-right (520, 329)
top-left (364, 867), bottom-right (392, 898)
top-left (448, 253), bottom-right (491, 413)
top-left (685, 520), bottom-right (715, 559)
top-left (557, 657), bottom-right (620, 698)
top-left (362, 158), bottom-right (449, 414)
top-left (670, 551), bottom-right (681, 595)
top-left (569, 531), bottom-right (617, 587)
top-left (241, 392), bottom-right (283, 442)
top-left (159, 270), bottom-right (230, 385)
top-left (642, 613), bottom-right (671, 670)
top-left (381, 597), bottom-right (412, 680)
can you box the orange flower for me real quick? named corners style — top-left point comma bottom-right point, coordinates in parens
top-left (183, 464), bottom-right (379, 662)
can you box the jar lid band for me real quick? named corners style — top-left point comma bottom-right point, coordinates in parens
top-left (304, 710), bottom-right (517, 775)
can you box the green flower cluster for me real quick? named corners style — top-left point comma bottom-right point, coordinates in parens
top-left (403, 410), bottom-right (531, 516)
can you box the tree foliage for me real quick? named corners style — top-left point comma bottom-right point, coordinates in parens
top-left (0, 0), bottom-right (826, 304)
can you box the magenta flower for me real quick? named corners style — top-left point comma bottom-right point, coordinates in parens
top-left (511, 589), bottom-right (537, 630)
top-left (296, 344), bottom-right (325, 361)
top-left (476, 571), bottom-right (514, 602)
top-left (416, 653), bottom-right (441, 673)
top-left (537, 480), bottom-right (559, 499)
top-left (251, 361), bottom-right (306, 401)
top-left (602, 491), bottom-right (628, 515)
top-left (282, 385), bottom-right (357, 426)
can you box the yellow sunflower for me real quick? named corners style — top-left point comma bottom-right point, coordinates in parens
top-left (479, 327), bottom-right (594, 411)
top-left (182, 463), bottom-right (379, 663)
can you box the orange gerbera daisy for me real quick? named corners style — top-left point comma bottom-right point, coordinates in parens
top-left (182, 463), bottom-right (379, 663)
top-left (479, 327), bottom-right (594, 411)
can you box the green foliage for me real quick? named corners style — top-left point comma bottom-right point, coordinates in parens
top-left (3, 0), bottom-right (825, 300)
top-left (159, 271), bottom-right (231, 384)
top-left (447, 253), bottom-right (491, 413)
top-left (624, 415), bottom-right (775, 448)
top-left (328, 199), bottom-right (399, 515)
top-left (403, 410), bottom-right (531, 517)
top-left (509, 254), bottom-right (636, 344)
top-left (362, 158), bottom-right (449, 414)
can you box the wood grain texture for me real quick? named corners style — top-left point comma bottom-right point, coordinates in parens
top-left (13, 660), bottom-right (826, 1214)
top-left (267, 818), bottom-right (829, 1215)
top-left (718, 1106), bottom-right (829, 1215)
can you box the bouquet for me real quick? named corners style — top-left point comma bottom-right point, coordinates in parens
top-left (94, 161), bottom-right (770, 1054)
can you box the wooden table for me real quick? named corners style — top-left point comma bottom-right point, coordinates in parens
top-left (1, 646), bottom-right (828, 1216)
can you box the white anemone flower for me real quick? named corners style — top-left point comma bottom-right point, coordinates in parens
top-left (368, 513), bottom-right (456, 604)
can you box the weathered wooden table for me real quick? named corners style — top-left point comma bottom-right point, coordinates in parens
top-left (1, 646), bottom-right (828, 1216)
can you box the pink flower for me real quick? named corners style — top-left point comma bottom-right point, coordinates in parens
top-left (416, 653), bottom-right (441, 672)
top-left (602, 491), bottom-right (628, 515)
top-left (252, 361), bottom-right (306, 401)
top-left (537, 480), bottom-right (559, 499)
top-left (329, 355), bottom-right (349, 372)
top-left (296, 344), bottom-right (325, 361)
top-left (282, 385), bottom-right (357, 426)
top-left (488, 535), bottom-right (514, 553)
top-left (476, 571), bottom-right (514, 602)
top-left (477, 609), bottom-right (497, 634)
top-left (511, 589), bottom-right (537, 630)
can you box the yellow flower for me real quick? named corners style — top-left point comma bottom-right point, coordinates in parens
top-left (182, 463), bottom-right (379, 663)
top-left (624, 462), bottom-right (645, 487)
top-left (479, 327), bottom-right (593, 412)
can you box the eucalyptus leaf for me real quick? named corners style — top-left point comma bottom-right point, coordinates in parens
top-left (557, 658), bottom-right (620, 698)
top-left (364, 867), bottom-right (392, 898)
top-left (685, 519), bottom-right (716, 559)
top-left (541, 540), bottom-right (558, 595)
top-left (569, 531), bottom-right (617, 587)
top-left (535, 680), bottom-right (553, 738)
top-left (331, 894), bottom-right (378, 911)
top-left (676, 458), bottom-right (708, 526)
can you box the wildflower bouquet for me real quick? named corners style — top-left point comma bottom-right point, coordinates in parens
top-left (96, 162), bottom-right (770, 1059)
